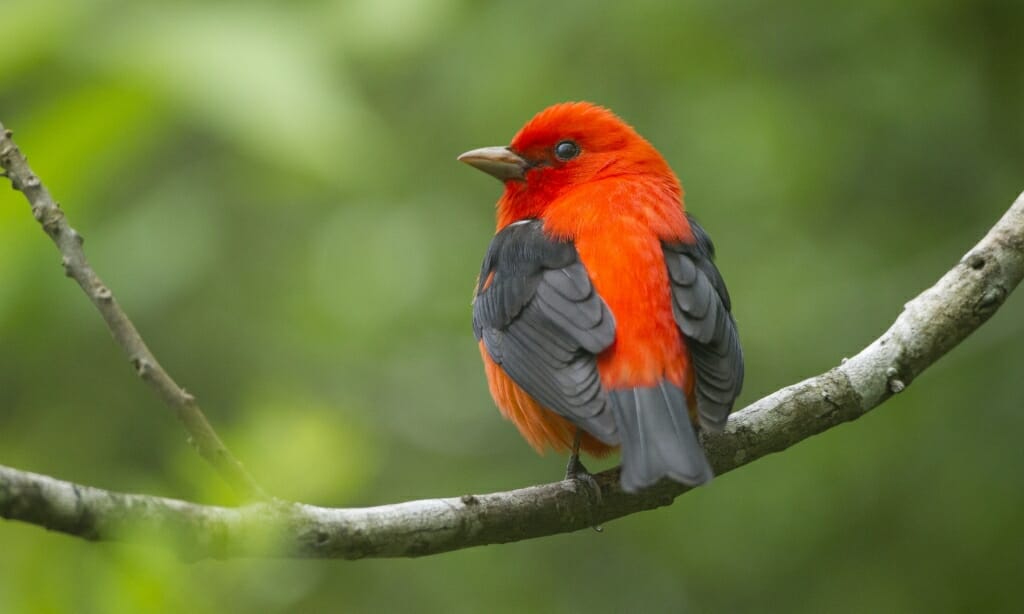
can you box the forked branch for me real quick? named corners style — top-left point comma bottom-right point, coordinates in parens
top-left (0, 123), bottom-right (266, 501)
top-left (1, 122), bottom-right (1021, 559)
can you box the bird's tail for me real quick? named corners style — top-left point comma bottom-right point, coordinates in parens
top-left (608, 381), bottom-right (713, 492)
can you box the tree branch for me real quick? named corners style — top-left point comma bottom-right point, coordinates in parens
top-left (2, 184), bottom-right (1021, 559)
top-left (0, 123), bottom-right (267, 502)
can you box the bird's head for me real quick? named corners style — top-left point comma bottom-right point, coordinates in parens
top-left (459, 102), bottom-right (679, 222)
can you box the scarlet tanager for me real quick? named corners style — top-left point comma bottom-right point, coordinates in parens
top-left (460, 102), bottom-right (743, 492)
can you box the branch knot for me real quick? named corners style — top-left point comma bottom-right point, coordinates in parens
top-left (884, 367), bottom-right (906, 394)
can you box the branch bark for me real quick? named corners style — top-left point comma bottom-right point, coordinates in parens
top-left (1, 164), bottom-right (1020, 558)
top-left (0, 123), bottom-right (267, 502)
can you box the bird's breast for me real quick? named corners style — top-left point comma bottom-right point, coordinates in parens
top-left (542, 183), bottom-right (693, 392)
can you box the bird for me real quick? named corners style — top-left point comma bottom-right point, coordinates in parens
top-left (460, 102), bottom-right (743, 492)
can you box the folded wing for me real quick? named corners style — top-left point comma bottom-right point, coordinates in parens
top-left (473, 220), bottom-right (618, 443)
top-left (662, 215), bottom-right (745, 432)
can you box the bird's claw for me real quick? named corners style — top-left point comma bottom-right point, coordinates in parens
top-left (564, 452), bottom-right (589, 480)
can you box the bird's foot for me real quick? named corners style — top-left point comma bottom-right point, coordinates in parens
top-left (565, 453), bottom-right (604, 531)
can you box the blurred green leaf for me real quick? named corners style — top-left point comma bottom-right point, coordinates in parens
top-left (175, 386), bottom-right (378, 505)
top-left (77, 5), bottom-right (377, 186)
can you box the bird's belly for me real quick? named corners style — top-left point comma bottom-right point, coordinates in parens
top-left (479, 342), bottom-right (615, 456)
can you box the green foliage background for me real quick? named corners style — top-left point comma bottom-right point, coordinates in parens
top-left (1, 0), bottom-right (1022, 612)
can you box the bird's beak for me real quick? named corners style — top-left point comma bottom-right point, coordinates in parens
top-left (457, 146), bottom-right (529, 182)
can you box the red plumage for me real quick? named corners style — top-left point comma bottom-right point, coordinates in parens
top-left (463, 102), bottom-right (743, 491)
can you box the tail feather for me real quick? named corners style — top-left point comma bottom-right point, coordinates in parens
top-left (609, 381), bottom-right (713, 492)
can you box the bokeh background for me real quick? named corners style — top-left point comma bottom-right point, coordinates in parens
top-left (1, 0), bottom-right (1023, 612)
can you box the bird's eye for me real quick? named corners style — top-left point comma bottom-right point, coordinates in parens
top-left (554, 140), bottom-right (580, 161)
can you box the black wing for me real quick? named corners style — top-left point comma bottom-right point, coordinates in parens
top-left (473, 220), bottom-right (618, 443)
top-left (662, 214), bottom-right (744, 432)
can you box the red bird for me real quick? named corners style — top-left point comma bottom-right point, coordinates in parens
top-left (460, 102), bottom-right (743, 492)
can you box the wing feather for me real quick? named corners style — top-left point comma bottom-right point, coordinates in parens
top-left (663, 214), bottom-right (745, 432)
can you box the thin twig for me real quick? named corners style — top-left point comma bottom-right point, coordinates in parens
top-left (1, 191), bottom-right (1021, 559)
top-left (0, 123), bottom-right (267, 501)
